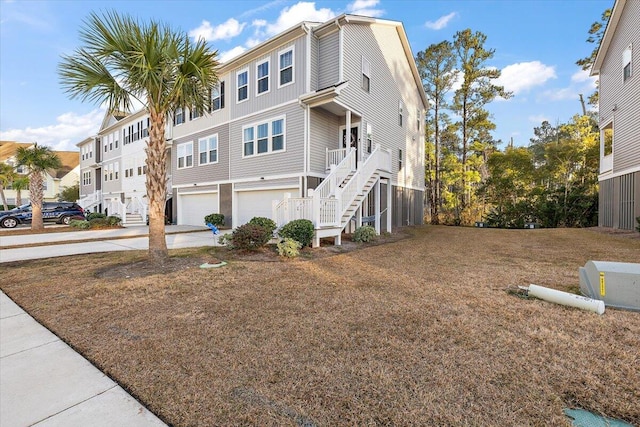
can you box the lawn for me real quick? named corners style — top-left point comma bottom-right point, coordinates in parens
top-left (2, 226), bottom-right (639, 426)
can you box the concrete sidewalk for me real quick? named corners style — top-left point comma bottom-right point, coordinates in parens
top-left (0, 225), bottom-right (228, 263)
top-left (0, 291), bottom-right (167, 427)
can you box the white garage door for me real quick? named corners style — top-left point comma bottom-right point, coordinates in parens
top-left (179, 192), bottom-right (219, 226)
top-left (236, 188), bottom-right (298, 225)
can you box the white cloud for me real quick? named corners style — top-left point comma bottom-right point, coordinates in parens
top-left (266, 2), bottom-right (336, 36)
top-left (540, 66), bottom-right (598, 103)
top-left (424, 12), bottom-right (457, 30)
top-left (347, 0), bottom-right (385, 17)
top-left (252, 19), bottom-right (267, 28)
top-left (219, 46), bottom-right (247, 63)
top-left (495, 61), bottom-right (556, 95)
top-left (450, 70), bottom-right (464, 92)
top-left (0, 109), bottom-right (104, 152)
top-left (542, 87), bottom-right (578, 102)
top-left (571, 68), bottom-right (596, 85)
top-left (188, 18), bottom-right (246, 42)
top-left (528, 114), bottom-right (550, 123)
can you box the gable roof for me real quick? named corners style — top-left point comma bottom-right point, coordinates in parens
top-left (0, 141), bottom-right (79, 178)
top-left (591, 0), bottom-right (627, 76)
top-left (0, 141), bottom-right (31, 162)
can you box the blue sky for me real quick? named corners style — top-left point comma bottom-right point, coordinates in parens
top-left (0, 0), bottom-right (611, 151)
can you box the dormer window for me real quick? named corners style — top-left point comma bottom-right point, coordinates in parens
top-left (623, 44), bottom-right (632, 82)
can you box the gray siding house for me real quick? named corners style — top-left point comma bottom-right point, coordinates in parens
top-left (171, 14), bottom-right (427, 245)
top-left (591, 0), bottom-right (640, 230)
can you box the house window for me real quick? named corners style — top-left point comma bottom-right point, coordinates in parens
top-left (237, 69), bottom-right (248, 102)
top-left (113, 131), bottom-right (119, 148)
top-left (623, 44), bottom-right (632, 82)
top-left (416, 108), bottom-right (421, 130)
top-left (243, 127), bottom-right (254, 156)
top-left (123, 127), bottom-right (130, 144)
top-left (177, 142), bottom-right (193, 169)
top-left (211, 81), bottom-right (225, 111)
top-left (82, 171), bottom-right (91, 186)
top-left (398, 149), bottom-right (403, 170)
top-left (190, 107), bottom-right (202, 120)
top-left (109, 164), bottom-right (113, 181)
top-left (362, 56), bottom-right (371, 92)
top-left (243, 116), bottom-right (286, 157)
top-left (174, 107), bottom-right (185, 125)
top-left (257, 123), bottom-right (269, 153)
top-left (399, 101), bottom-right (404, 127)
top-left (141, 118), bottom-right (149, 138)
top-left (114, 162), bottom-right (119, 180)
top-left (199, 134), bottom-right (218, 165)
top-left (366, 123), bottom-right (373, 153)
top-left (272, 119), bottom-right (284, 151)
top-left (257, 60), bottom-right (269, 95)
top-left (279, 48), bottom-right (294, 87)
top-left (602, 121), bottom-right (613, 156)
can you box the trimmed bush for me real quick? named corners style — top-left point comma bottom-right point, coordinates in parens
top-left (277, 238), bottom-right (302, 258)
top-left (217, 233), bottom-right (232, 246)
top-left (248, 216), bottom-right (277, 235)
top-left (231, 223), bottom-right (272, 251)
top-left (353, 225), bottom-right (377, 243)
top-left (204, 213), bottom-right (225, 227)
top-left (88, 217), bottom-right (109, 228)
top-left (107, 215), bottom-right (122, 226)
top-left (278, 219), bottom-right (314, 247)
top-left (69, 219), bottom-right (91, 229)
top-left (86, 212), bottom-right (106, 221)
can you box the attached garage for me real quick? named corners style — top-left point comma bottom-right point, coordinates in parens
top-left (178, 192), bottom-right (218, 226)
top-left (235, 188), bottom-right (298, 226)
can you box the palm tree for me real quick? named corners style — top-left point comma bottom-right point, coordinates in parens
top-left (0, 163), bottom-right (16, 210)
top-left (12, 175), bottom-right (29, 206)
top-left (59, 11), bottom-right (219, 263)
top-left (16, 144), bottom-right (62, 231)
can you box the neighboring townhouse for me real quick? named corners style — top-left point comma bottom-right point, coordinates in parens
top-left (170, 14), bottom-right (427, 245)
top-left (77, 111), bottom-right (172, 225)
top-left (0, 141), bottom-right (79, 205)
top-left (591, 0), bottom-right (640, 230)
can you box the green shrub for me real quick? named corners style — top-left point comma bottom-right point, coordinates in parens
top-left (217, 233), bottom-right (232, 246)
top-left (277, 238), bottom-right (302, 258)
top-left (636, 217), bottom-right (640, 233)
top-left (86, 212), bottom-right (106, 221)
top-left (69, 219), bottom-right (91, 229)
top-left (88, 218), bottom-right (109, 228)
top-left (353, 225), bottom-right (377, 243)
top-left (107, 215), bottom-right (122, 226)
top-left (248, 216), bottom-right (277, 235)
top-left (230, 223), bottom-right (272, 250)
top-left (204, 213), bottom-right (225, 227)
top-left (278, 219), bottom-right (314, 247)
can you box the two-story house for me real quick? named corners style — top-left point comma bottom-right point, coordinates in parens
top-left (591, 0), bottom-right (640, 230)
top-left (170, 14), bottom-right (427, 245)
top-left (1, 141), bottom-right (79, 205)
top-left (77, 110), bottom-right (172, 224)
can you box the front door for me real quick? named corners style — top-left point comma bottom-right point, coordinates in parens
top-left (342, 126), bottom-right (359, 165)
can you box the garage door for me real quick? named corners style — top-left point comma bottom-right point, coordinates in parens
top-left (179, 192), bottom-right (219, 226)
top-left (236, 188), bottom-right (298, 225)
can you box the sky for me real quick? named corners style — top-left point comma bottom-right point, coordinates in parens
top-left (0, 0), bottom-right (612, 152)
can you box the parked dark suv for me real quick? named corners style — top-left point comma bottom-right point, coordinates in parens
top-left (0, 202), bottom-right (85, 228)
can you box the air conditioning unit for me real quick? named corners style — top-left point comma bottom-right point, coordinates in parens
top-left (579, 261), bottom-right (640, 312)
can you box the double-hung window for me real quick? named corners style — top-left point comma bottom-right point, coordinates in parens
top-left (243, 117), bottom-right (285, 157)
top-left (257, 60), bottom-right (269, 95)
top-left (279, 48), bottom-right (294, 87)
top-left (398, 101), bottom-right (404, 127)
top-left (190, 107), bottom-right (201, 120)
top-left (237, 69), bottom-right (248, 102)
top-left (623, 44), bottom-right (632, 82)
top-left (177, 142), bottom-right (193, 169)
top-left (211, 81), bottom-right (225, 111)
top-left (199, 135), bottom-right (218, 165)
top-left (362, 56), bottom-right (371, 92)
top-left (174, 107), bottom-right (185, 125)
top-left (141, 118), bottom-right (149, 138)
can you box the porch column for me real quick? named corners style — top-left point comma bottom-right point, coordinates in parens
top-left (374, 178), bottom-right (381, 234)
top-left (386, 178), bottom-right (392, 233)
top-left (345, 110), bottom-right (351, 147)
top-left (356, 205), bottom-right (362, 228)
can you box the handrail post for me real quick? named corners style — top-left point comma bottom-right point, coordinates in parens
top-left (309, 189), bottom-right (320, 228)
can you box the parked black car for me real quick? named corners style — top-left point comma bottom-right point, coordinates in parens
top-left (0, 202), bottom-right (85, 228)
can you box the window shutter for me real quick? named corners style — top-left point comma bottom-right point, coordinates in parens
top-left (221, 81), bottom-right (225, 108)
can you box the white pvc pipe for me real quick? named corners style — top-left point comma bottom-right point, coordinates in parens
top-left (528, 284), bottom-right (605, 315)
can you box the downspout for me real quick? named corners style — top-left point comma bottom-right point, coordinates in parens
top-left (338, 20), bottom-right (344, 82)
top-left (302, 23), bottom-right (312, 195)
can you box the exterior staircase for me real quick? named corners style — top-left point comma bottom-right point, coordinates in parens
top-left (273, 144), bottom-right (392, 246)
top-left (124, 213), bottom-right (146, 227)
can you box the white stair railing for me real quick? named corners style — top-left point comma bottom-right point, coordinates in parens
top-left (315, 147), bottom-right (355, 199)
top-left (326, 147), bottom-right (348, 169)
top-left (104, 197), bottom-right (127, 224)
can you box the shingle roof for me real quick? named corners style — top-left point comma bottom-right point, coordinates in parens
top-left (0, 141), bottom-right (79, 179)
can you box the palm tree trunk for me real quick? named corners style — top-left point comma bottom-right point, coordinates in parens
top-left (16, 189), bottom-right (22, 207)
top-left (0, 186), bottom-right (7, 211)
top-left (30, 172), bottom-right (44, 231)
top-left (146, 107), bottom-right (169, 263)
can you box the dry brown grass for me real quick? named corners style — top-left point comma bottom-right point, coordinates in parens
top-left (2, 226), bottom-right (639, 426)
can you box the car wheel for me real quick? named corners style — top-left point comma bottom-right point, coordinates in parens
top-left (1, 217), bottom-right (18, 228)
top-left (61, 216), bottom-right (72, 225)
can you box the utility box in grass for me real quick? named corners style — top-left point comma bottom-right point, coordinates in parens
top-left (475, 221), bottom-right (486, 228)
top-left (524, 222), bottom-right (540, 229)
top-left (579, 261), bottom-right (640, 312)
